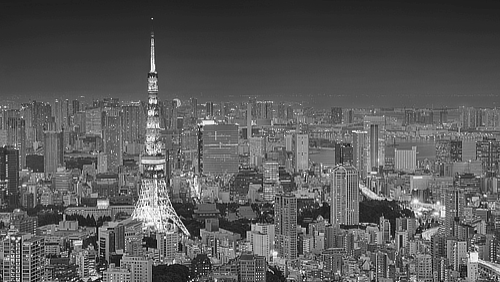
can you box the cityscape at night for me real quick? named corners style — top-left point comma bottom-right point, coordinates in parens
top-left (1, 1), bottom-right (500, 282)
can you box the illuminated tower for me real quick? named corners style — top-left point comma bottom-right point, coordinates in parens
top-left (132, 19), bottom-right (189, 236)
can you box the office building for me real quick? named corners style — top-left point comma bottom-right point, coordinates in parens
top-left (85, 108), bottom-right (102, 136)
top-left (416, 254), bottom-right (433, 282)
top-left (44, 130), bottom-right (64, 177)
top-left (190, 97), bottom-right (198, 118)
top-left (0, 146), bottom-right (19, 207)
top-left (156, 232), bottom-right (178, 264)
top-left (394, 146), bottom-right (417, 172)
top-left (206, 102), bottom-right (214, 117)
top-left (247, 223), bottom-right (275, 262)
top-left (352, 130), bottom-right (367, 179)
top-left (330, 166), bottom-right (359, 226)
top-left (103, 264), bottom-right (131, 282)
top-left (274, 193), bottom-right (297, 263)
top-left (191, 254), bottom-right (212, 279)
top-left (238, 253), bottom-right (266, 282)
top-left (476, 137), bottom-right (500, 177)
top-left (121, 255), bottom-right (152, 282)
top-left (444, 187), bottom-right (465, 237)
top-left (2, 233), bottom-right (45, 282)
top-left (369, 124), bottom-right (379, 172)
top-left (202, 124), bottom-right (239, 175)
top-left (330, 107), bottom-right (342, 124)
top-left (294, 134), bottom-right (308, 172)
top-left (103, 111), bottom-right (123, 172)
top-left (249, 137), bottom-right (266, 167)
top-left (122, 102), bottom-right (144, 144)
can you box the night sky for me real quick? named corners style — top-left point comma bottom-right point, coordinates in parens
top-left (1, 0), bottom-right (500, 108)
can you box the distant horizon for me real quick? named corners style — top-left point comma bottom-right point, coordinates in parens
top-left (1, 1), bottom-right (500, 108)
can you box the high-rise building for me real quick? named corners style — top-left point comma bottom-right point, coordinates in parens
top-left (274, 193), bottom-right (297, 263)
top-left (44, 130), bottom-right (64, 177)
top-left (202, 124), bottom-right (239, 175)
top-left (103, 111), bottom-right (123, 172)
top-left (330, 166), bottom-right (359, 226)
top-left (249, 137), bottom-right (266, 167)
top-left (416, 254), bottom-right (433, 282)
top-left (85, 108), bottom-right (102, 136)
top-left (247, 223), bottom-right (275, 262)
top-left (206, 102), bottom-right (214, 117)
top-left (131, 21), bottom-right (189, 236)
top-left (330, 107), bottom-right (342, 124)
top-left (122, 102), bottom-right (144, 144)
top-left (121, 255), bottom-right (152, 282)
top-left (444, 187), bottom-right (465, 237)
top-left (352, 130), bottom-right (367, 179)
top-left (2, 232), bottom-right (45, 282)
top-left (334, 143), bottom-right (353, 165)
top-left (191, 98), bottom-right (198, 118)
top-left (476, 137), bottom-right (500, 177)
top-left (0, 146), bottom-right (19, 207)
top-left (238, 253), bottom-right (266, 282)
top-left (394, 146), bottom-right (417, 172)
top-left (369, 124), bottom-right (379, 172)
top-left (294, 134), bottom-right (308, 172)
top-left (156, 232), bottom-right (178, 263)
top-left (375, 251), bottom-right (388, 281)
top-left (431, 232), bottom-right (446, 281)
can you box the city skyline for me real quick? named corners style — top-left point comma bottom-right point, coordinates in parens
top-left (1, 0), bottom-right (500, 108)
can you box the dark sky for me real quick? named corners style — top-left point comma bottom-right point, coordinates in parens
top-left (1, 0), bottom-right (500, 108)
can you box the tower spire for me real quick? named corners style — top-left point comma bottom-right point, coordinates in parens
top-left (150, 17), bottom-right (156, 73)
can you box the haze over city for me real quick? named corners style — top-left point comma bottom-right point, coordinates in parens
top-left (1, 0), bottom-right (500, 107)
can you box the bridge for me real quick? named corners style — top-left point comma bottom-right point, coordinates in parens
top-left (478, 259), bottom-right (500, 280)
top-left (359, 183), bottom-right (392, 201)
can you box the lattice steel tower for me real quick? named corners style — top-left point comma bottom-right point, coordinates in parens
top-left (132, 19), bottom-right (190, 236)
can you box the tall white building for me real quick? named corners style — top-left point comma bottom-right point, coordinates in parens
top-left (121, 255), bottom-right (153, 282)
top-left (331, 166), bottom-right (359, 226)
top-left (394, 146), bottom-right (417, 172)
top-left (247, 223), bottom-right (275, 261)
top-left (294, 134), bottom-right (309, 172)
top-left (467, 252), bottom-right (479, 282)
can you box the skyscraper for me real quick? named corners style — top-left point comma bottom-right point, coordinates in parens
top-left (44, 130), bottom-right (64, 177)
top-left (444, 187), bottom-right (465, 237)
top-left (294, 134), bottom-right (308, 172)
top-left (2, 233), bottom-right (45, 282)
top-left (330, 107), bottom-right (342, 124)
top-left (0, 146), bottom-right (19, 207)
top-left (132, 20), bottom-right (189, 236)
top-left (103, 111), bottom-right (123, 172)
top-left (352, 130), bottom-right (367, 179)
top-left (274, 193), bottom-right (297, 263)
top-left (369, 124), bottom-right (379, 172)
top-left (202, 124), bottom-right (239, 175)
top-left (191, 97), bottom-right (198, 118)
top-left (122, 102), bottom-right (144, 144)
top-left (330, 166), bottom-right (359, 226)
top-left (394, 146), bottom-right (417, 172)
top-left (206, 102), bottom-right (214, 117)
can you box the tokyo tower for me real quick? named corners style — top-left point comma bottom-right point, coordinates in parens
top-left (132, 19), bottom-right (190, 236)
